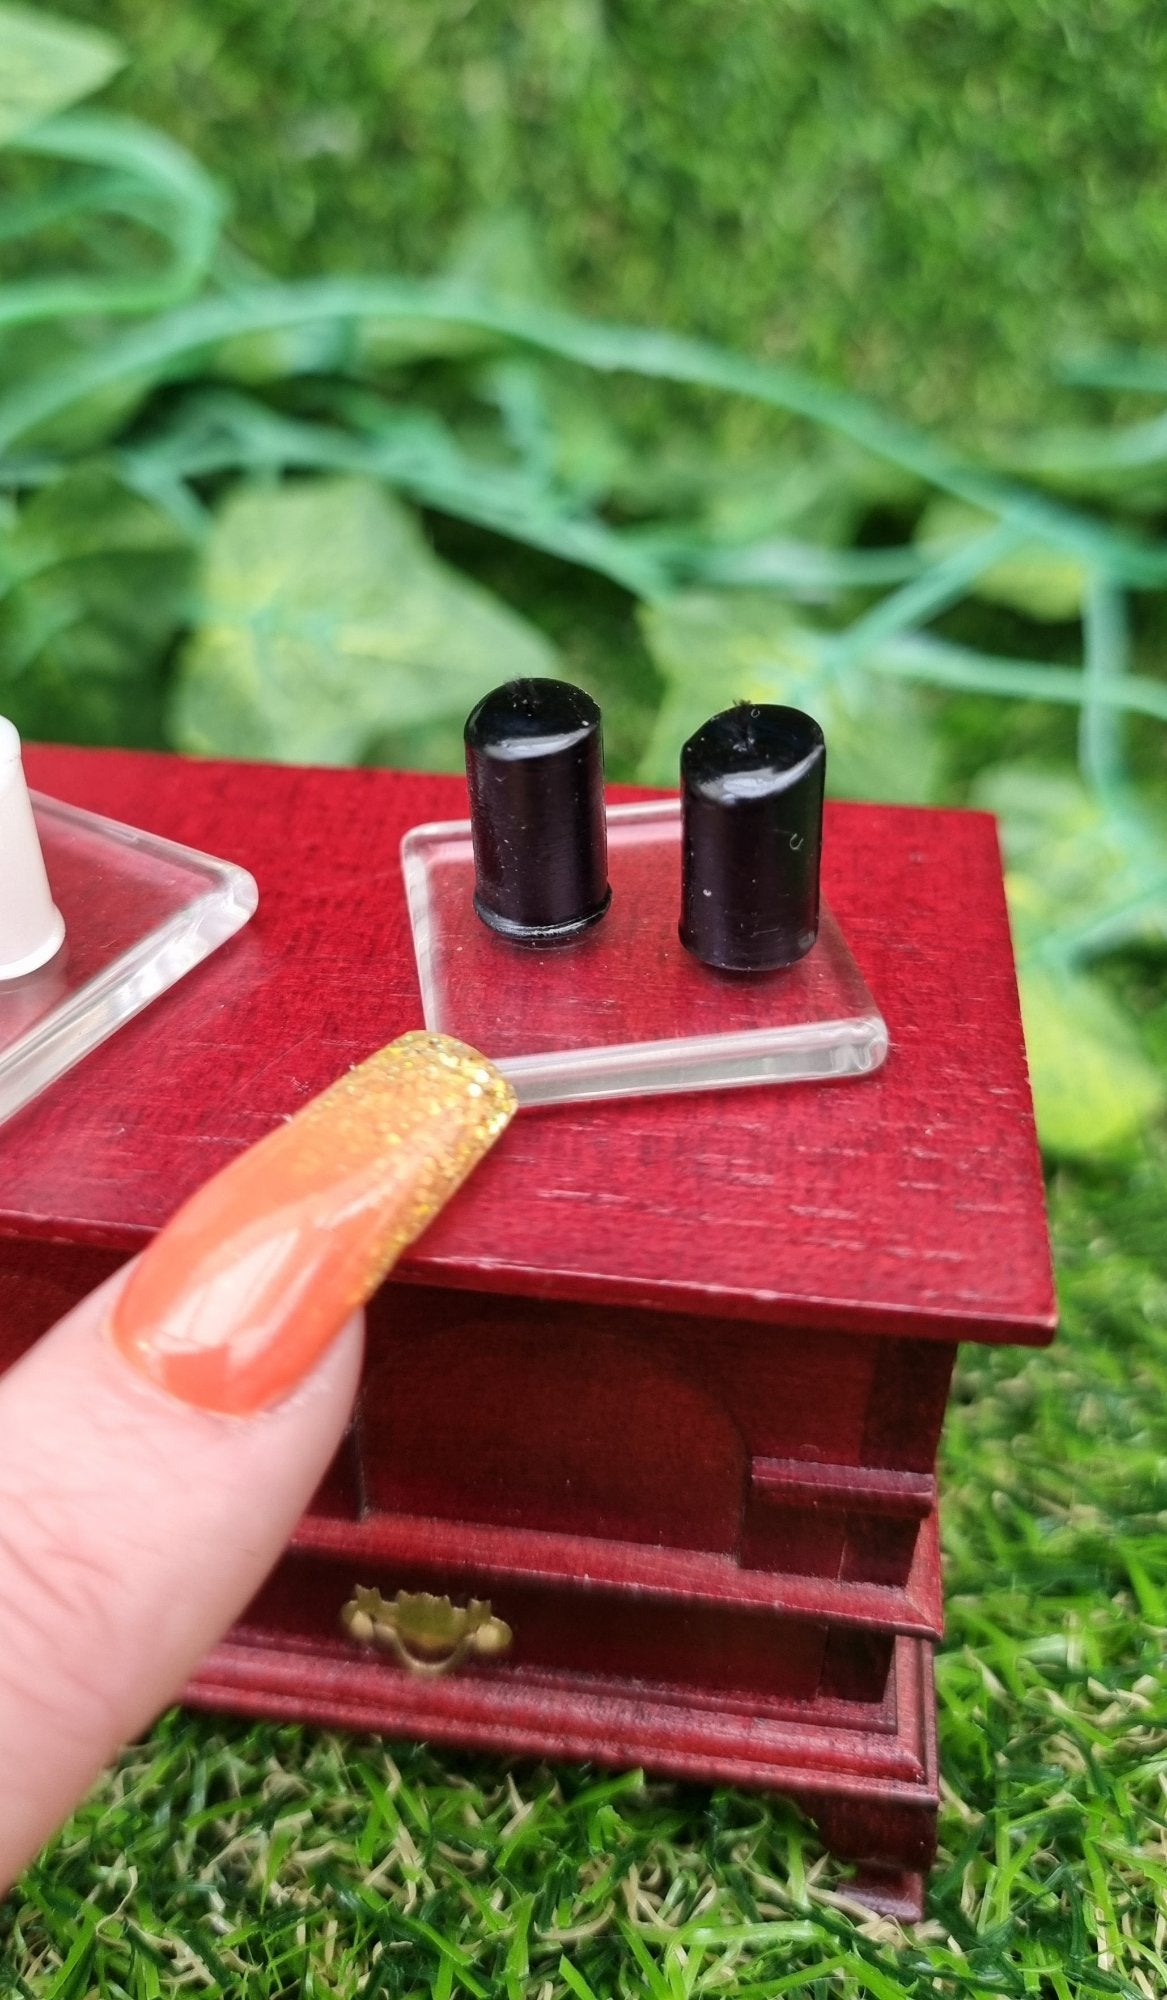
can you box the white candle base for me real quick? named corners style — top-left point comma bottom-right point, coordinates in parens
top-left (0, 910), bottom-right (67, 982)
top-left (0, 719), bottom-right (66, 981)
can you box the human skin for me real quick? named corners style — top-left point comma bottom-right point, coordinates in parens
top-left (0, 1032), bottom-right (514, 1888)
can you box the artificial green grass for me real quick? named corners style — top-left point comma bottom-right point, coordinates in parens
top-left (2, 1126), bottom-right (1164, 1998)
top-left (54, 0), bottom-right (1167, 451)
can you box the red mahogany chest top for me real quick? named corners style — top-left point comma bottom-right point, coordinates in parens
top-left (5, 745), bottom-right (1054, 1348)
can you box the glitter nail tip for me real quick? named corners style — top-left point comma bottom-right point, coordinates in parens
top-left (109, 1031), bottom-right (516, 1415)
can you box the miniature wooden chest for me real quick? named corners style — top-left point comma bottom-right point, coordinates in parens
top-left (0, 746), bottom-right (1055, 1918)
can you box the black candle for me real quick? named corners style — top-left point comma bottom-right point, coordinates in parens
top-left (679, 704), bottom-right (825, 972)
top-left (464, 679), bottom-right (611, 945)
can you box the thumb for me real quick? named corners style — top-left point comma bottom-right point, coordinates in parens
top-left (0, 1274), bottom-right (364, 1883)
top-left (0, 1033), bottom-right (515, 1888)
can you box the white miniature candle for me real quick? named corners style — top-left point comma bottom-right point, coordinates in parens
top-left (0, 718), bottom-right (65, 979)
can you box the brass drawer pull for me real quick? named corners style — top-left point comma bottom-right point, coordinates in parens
top-left (341, 1586), bottom-right (513, 1678)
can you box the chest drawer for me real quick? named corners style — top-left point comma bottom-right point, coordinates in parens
top-left (234, 1502), bottom-right (943, 1714)
top-left (239, 1550), bottom-right (839, 1708)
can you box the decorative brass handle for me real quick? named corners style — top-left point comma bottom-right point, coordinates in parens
top-left (340, 1586), bottom-right (513, 1678)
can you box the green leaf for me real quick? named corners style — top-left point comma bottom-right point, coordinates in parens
top-left (478, 356), bottom-right (633, 509)
top-left (557, 1959), bottom-right (602, 2000)
top-left (0, 323), bottom-right (155, 452)
top-left (609, 431), bottom-right (921, 535)
top-left (0, 4), bottom-right (122, 144)
top-left (843, 1961), bottom-right (917, 2000)
top-left (0, 463), bottom-right (192, 745)
top-left (1018, 964), bottom-right (1165, 1159)
top-left (639, 588), bottom-right (940, 802)
top-left (446, 208), bottom-right (556, 305)
top-left (700, 441), bottom-right (919, 549)
top-left (972, 763), bottom-right (1167, 956)
top-left (917, 496), bottom-right (1086, 620)
top-left (542, 371), bottom-right (632, 505)
top-left (172, 475), bottom-right (561, 765)
top-left (211, 319), bottom-right (360, 389)
top-left (358, 211), bottom-right (555, 371)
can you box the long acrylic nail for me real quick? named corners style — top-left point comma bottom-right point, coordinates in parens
top-left (109, 1031), bottom-right (515, 1415)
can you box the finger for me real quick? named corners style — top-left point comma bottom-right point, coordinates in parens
top-left (0, 1032), bottom-right (515, 1887)
top-left (0, 1277), bottom-right (362, 1884)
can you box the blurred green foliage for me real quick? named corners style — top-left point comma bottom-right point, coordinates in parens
top-left (49, 0), bottom-right (1167, 450)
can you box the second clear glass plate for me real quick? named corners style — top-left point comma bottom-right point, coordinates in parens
top-left (402, 799), bottom-right (887, 1107)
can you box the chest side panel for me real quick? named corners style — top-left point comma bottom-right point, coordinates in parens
top-left (358, 1286), bottom-right (946, 1592)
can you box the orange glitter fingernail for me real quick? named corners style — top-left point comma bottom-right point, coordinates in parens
top-left (109, 1032), bottom-right (515, 1415)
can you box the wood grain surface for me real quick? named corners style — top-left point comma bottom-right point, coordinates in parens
top-left (6, 746), bottom-right (1054, 1346)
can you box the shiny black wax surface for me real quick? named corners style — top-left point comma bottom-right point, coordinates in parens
top-left (679, 704), bottom-right (825, 972)
top-left (464, 678), bottom-right (611, 943)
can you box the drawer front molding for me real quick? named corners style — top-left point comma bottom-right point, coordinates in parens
top-left (742, 1456), bottom-right (937, 1586)
top-left (750, 1457), bottom-right (936, 1518)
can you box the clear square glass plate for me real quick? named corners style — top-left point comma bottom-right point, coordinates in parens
top-left (402, 799), bottom-right (887, 1107)
top-left (0, 793), bottom-right (258, 1127)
